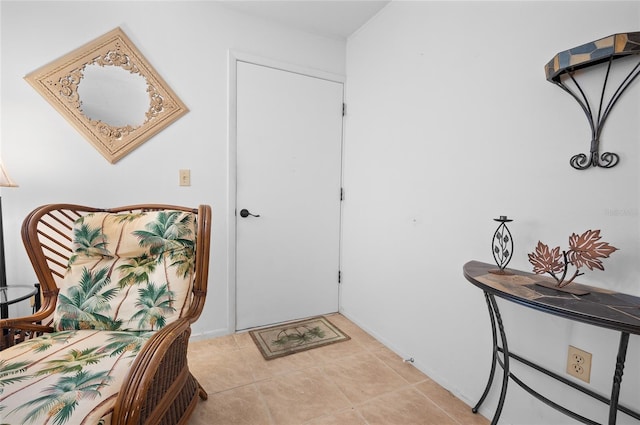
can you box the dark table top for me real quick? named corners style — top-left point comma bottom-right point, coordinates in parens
top-left (464, 261), bottom-right (640, 335)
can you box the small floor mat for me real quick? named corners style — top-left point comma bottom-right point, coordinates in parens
top-left (249, 316), bottom-right (350, 360)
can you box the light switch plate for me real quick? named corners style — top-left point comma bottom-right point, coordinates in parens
top-left (179, 169), bottom-right (191, 186)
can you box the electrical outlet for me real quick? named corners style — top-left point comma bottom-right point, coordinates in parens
top-left (567, 345), bottom-right (592, 383)
top-left (179, 169), bottom-right (191, 186)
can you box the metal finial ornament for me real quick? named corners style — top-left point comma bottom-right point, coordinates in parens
top-left (490, 216), bottom-right (514, 275)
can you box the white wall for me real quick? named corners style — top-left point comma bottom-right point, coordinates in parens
top-left (3, 1), bottom-right (639, 424)
top-left (342, 2), bottom-right (640, 424)
top-left (0, 1), bottom-right (346, 337)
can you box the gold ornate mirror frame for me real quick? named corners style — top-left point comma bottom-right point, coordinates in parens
top-left (25, 27), bottom-right (188, 163)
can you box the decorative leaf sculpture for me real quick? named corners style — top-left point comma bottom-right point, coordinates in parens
top-left (529, 242), bottom-right (564, 275)
top-left (567, 230), bottom-right (618, 271)
top-left (528, 230), bottom-right (617, 288)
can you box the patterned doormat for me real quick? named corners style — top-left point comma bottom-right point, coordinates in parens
top-left (249, 316), bottom-right (350, 360)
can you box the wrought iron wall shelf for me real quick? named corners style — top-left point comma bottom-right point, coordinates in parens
top-left (545, 32), bottom-right (640, 170)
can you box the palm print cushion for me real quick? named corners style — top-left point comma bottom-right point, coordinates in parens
top-left (0, 210), bottom-right (199, 424)
top-left (53, 210), bottom-right (197, 331)
top-left (0, 330), bottom-right (153, 425)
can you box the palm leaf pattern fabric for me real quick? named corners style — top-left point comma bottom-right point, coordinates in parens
top-left (0, 210), bottom-right (198, 424)
top-left (0, 330), bottom-right (152, 424)
top-left (54, 210), bottom-right (196, 331)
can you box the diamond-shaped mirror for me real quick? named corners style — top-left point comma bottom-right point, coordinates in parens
top-left (25, 27), bottom-right (188, 164)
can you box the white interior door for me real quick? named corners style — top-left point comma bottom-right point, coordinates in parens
top-left (235, 61), bottom-right (343, 330)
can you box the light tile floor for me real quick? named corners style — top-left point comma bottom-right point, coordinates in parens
top-left (187, 313), bottom-right (489, 425)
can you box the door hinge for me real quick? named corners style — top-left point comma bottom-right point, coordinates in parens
top-left (338, 270), bottom-right (342, 283)
top-left (340, 187), bottom-right (344, 201)
top-left (342, 103), bottom-right (346, 116)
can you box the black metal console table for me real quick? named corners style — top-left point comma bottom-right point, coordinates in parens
top-left (464, 260), bottom-right (640, 425)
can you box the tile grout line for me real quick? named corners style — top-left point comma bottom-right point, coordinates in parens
top-left (253, 380), bottom-right (278, 425)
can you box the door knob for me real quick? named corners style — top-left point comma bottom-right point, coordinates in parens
top-left (240, 209), bottom-right (260, 218)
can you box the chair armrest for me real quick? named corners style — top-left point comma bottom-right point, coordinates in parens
top-left (0, 285), bottom-right (58, 336)
top-left (0, 318), bottom-right (54, 350)
top-left (112, 319), bottom-right (201, 425)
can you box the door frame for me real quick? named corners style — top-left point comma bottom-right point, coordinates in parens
top-left (227, 50), bottom-right (346, 333)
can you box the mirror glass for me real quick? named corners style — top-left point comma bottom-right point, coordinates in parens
top-left (78, 64), bottom-right (149, 128)
top-left (25, 27), bottom-right (188, 163)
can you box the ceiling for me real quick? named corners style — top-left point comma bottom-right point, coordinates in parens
top-left (220, 1), bottom-right (391, 39)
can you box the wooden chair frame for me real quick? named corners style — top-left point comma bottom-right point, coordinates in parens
top-left (0, 203), bottom-right (211, 425)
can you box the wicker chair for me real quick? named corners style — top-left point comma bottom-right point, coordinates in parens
top-left (0, 204), bottom-right (211, 425)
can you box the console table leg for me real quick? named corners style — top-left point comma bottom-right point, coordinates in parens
top-left (473, 292), bottom-right (510, 424)
top-left (473, 292), bottom-right (499, 414)
top-left (489, 294), bottom-right (510, 425)
top-left (608, 332), bottom-right (629, 425)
